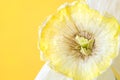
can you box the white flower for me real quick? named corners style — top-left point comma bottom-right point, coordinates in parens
top-left (35, 0), bottom-right (120, 80)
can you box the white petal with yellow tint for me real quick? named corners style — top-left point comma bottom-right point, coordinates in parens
top-left (87, 0), bottom-right (120, 77)
top-left (87, 0), bottom-right (120, 23)
top-left (39, 0), bottom-right (120, 80)
top-left (69, 1), bottom-right (119, 79)
top-left (97, 68), bottom-right (115, 80)
top-left (35, 63), bottom-right (72, 80)
top-left (112, 47), bottom-right (120, 75)
top-left (111, 34), bottom-right (120, 75)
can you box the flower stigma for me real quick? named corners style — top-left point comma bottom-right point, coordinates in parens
top-left (75, 35), bottom-right (95, 56)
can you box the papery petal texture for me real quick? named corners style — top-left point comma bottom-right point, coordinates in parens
top-left (38, 0), bottom-right (120, 80)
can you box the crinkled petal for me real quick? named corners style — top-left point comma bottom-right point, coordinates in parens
top-left (39, 0), bottom-right (120, 80)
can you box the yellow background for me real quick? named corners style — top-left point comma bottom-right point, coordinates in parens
top-left (0, 0), bottom-right (73, 80)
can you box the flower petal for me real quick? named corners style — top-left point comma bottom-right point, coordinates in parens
top-left (87, 0), bottom-right (120, 23)
top-left (35, 63), bottom-right (72, 80)
top-left (112, 48), bottom-right (120, 75)
top-left (69, 1), bottom-right (120, 79)
top-left (97, 68), bottom-right (115, 80)
top-left (39, 0), bottom-right (120, 80)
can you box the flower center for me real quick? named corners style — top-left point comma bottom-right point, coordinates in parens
top-left (75, 35), bottom-right (94, 56)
